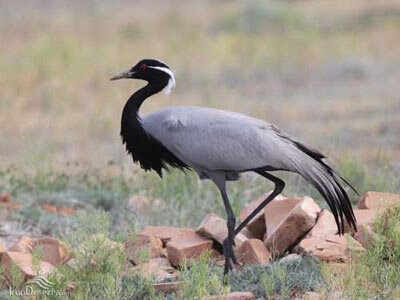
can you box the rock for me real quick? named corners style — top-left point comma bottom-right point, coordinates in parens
top-left (240, 192), bottom-right (286, 239)
top-left (202, 291), bottom-right (255, 300)
top-left (1, 251), bottom-right (54, 284)
top-left (294, 235), bottom-right (364, 262)
top-left (264, 197), bottom-right (321, 255)
top-left (0, 193), bottom-right (11, 203)
top-left (33, 237), bottom-right (70, 266)
top-left (139, 226), bottom-right (196, 246)
top-left (153, 281), bottom-right (181, 293)
top-left (358, 191), bottom-right (400, 209)
top-left (138, 258), bottom-right (175, 281)
top-left (235, 239), bottom-right (270, 265)
top-left (306, 209), bottom-right (338, 238)
top-left (39, 204), bottom-right (57, 213)
top-left (239, 227), bottom-right (255, 239)
top-left (353, 224), bottom-right (375, 248)
top-left (39, 204), bottom-right (75, 215)
top-left (56, 206), bottom-right (75, 215)
top-left (152, 257), bottom-right (176, 273)
top-left (8, 236), bottom-right (34, 253)
top-left (344, 209), bottom-right (377, 233)
top-left (167, 233), bottom-right (213, 267)
top-left (124, 233), bottom-right (163, 265)
top-left (264, 198), bottom-right (303, 237)
top-left (196, 213), bottom-right (247, 247)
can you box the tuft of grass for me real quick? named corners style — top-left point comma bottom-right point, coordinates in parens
top-left (229, 254), bottom-right (324, 298)
top-left (40, 211), bottom-right (161, 300)
top-left (322, 206), bottom-right (400, 299)
top-left (175, 252), bottom-right (228, 299)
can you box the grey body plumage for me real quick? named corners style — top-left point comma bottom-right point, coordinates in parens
top-left (111, 58), bottom-right (357, 276)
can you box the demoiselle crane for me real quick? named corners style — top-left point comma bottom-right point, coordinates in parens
top-left (110, 58), bottom-right (357, 275)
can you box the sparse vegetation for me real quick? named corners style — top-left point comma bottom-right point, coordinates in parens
top-left (0, 0), bottom-right (399, 298)
top-left (322, 207), bottom-right (400, 299)
top-left (229, 254), bottom-right (324, 298)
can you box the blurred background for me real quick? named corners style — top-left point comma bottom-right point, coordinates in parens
top-left (0, 0), bottom-right (399, 240)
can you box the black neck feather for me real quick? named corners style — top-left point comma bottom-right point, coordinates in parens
top-left (120, 81), bottom-right (188, 177)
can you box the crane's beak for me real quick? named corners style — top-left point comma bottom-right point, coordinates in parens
top-left (110, 70), bottom-right (135, 81)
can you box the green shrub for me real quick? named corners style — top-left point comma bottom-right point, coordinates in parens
top-left (175, 252), bottom-right (228, 299)
top-left (229, 254), bottom-right (324, 298)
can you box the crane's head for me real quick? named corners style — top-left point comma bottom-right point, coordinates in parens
top-left (110, 58), bottom-right (176, 95)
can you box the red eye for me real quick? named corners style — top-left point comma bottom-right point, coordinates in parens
top-left (140, 64), bottom-right (147, 70)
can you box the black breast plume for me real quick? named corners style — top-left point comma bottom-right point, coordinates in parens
top-left (120, 113), bottom-right (189, 177)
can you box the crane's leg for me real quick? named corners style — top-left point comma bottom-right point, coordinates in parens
top-left (234, 170), bottom-right (285, 237)
top-left (207, 171), bottom-right (238, 276)
top-left (219, 187), bottom-right (238, 275)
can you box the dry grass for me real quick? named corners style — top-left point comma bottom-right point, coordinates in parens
top-left (0, 0), bottom-right (399, 167)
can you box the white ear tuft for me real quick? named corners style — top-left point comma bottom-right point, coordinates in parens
top-left (148, 66), bottom-right (176, 95)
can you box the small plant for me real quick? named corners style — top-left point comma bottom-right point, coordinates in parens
top-left (229, 254), bottom-right (323, 298)
top-left (175, 251), bottom-right (228, 299)
top-left (322, 206), bottom-right (400, 299)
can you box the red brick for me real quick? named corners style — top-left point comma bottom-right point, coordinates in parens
top-left (33, 236), bottom-right (70, 266)
top-left (358, 191), bottom-right (400, 209)
top-left (235, 239), bottom-right (270, 265)
top-left (167, 234), bottom-right (213, 267)
top-left (294, 235), bottom-right (364, 262)
top-left (139, 226), bottom-right (196, 245)
top-left (240, 191), bottom-right (286, 239)
top-left (1, 251), bottom-right (54, 284)
top-left (264, 197), bottom-right (320, 255)
top-left (124, 233), bottom-right (163, 264)
top-left (8, 236), bottom-right (34, 253)
top-left (344, 209), bottom-right (377, 233)
top-left (306, 209), bottom-right (338, 238)
top-left (196, 213), bottom-right (247, 247)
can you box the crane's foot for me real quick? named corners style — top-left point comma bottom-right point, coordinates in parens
top-left (222, 237), bottom-right (238, 276)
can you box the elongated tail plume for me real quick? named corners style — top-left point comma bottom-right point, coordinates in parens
top-left (273, 128), bottom-right (357, 234)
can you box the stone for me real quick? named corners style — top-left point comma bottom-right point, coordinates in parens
top-left (239, 227), bottom-right (255, 239)
top-left (294, 235), bottom-right (364, 262)
top-left (202, 291), bottom-right (255, 300)
top-left (344, 209), bottom-right (377, 233)
top-left (0, 193), bottom-right (11, 203)
top-left (264, 198), bottom-right (304, 237)
top-left (353, 224), bottom-right (375, 248)
top-left (167, 234), bottom-right (213, 267)
top-left (264, 197), bottom-right (321, 255)
top-left (358, 191), bottom-right (400, 209)
top-left (33, 236), bottom-right (70, 266)
top-left (8, 236), bottom-right (34, 253)
top-left (139, 226), bottom-right (196, 246)
top-left (124, 233), bottom-right (163, 265)
top-left (1, 251), bottom-right (54, 284)
top-left (235, 239), bottom-right (270, 265)
top-left (138, 259), bottom-right (175, 281)
top-left (239, 192), bottom-right (286, 239)
top-left (196, 213), bottom-right (247, 247)
top-left (153, 281), bottom-right (181, 293)
top-left (306, 209), bottom-right (338, 238)
top-left (39, 204), bottom-right (57, 213)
